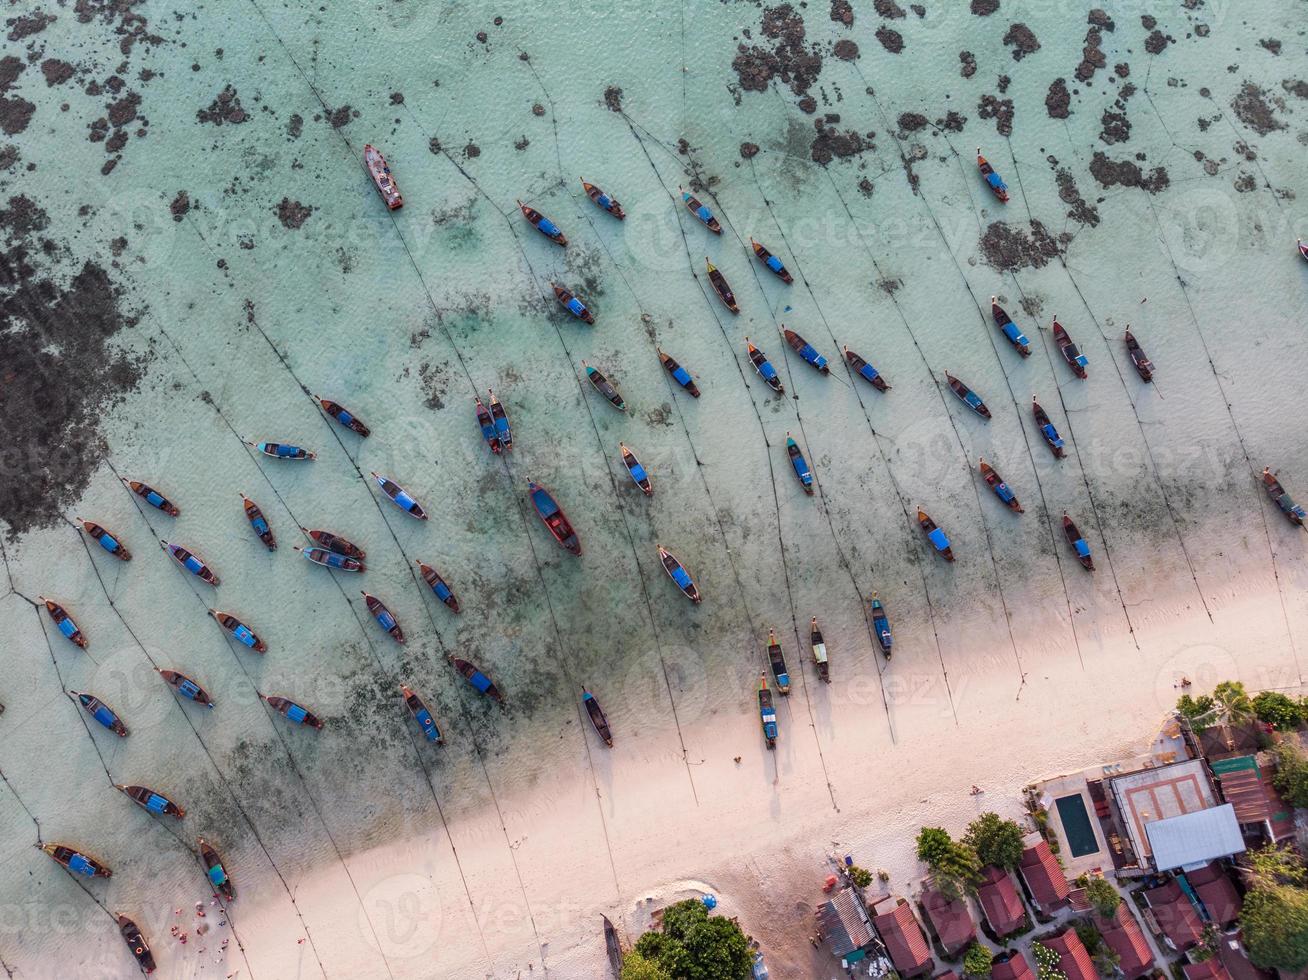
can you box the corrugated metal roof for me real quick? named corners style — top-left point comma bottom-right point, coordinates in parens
top-left (818, 887), bottom-right (872, 958)
top-left (1146, 804), bottom-right (1246, 871)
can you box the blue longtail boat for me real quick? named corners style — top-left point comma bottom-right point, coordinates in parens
top-left (758, 675), bottom-right (777, 749)
top-left (260, 693), bottom-right (323, 729)
top-left (979, 457), bottom-right (1023, 513)
top-left (474, 397), bottom-right (503, 454)
top-left (945, 372), bottom-right (991, 419)
top-left (552, 282), bottom-right (594, 324)
top-left (581, 179), bottom-right (625, 219)
top-left (977, 148), bottom-right (1009, 202)
top-left (871, 592), bottom-right (892, 657)
top-left (78, 519), bottom-right (130, 560)
top-left (680, 188), bottom-right (721, 233)
top-left (1052, 319), bottom-right (1088, 379)
top-left (1063, 512), bottom-right (1094, 571)
top-left (751, 238), bottom-right (793, 283)
top-left (417, 561), bottom-right (461, 613)
top-left (156, 668), bottom-right (215, 708)
top-left (745, 338), bottom-right (784, 395)
top-left (40, 596), bottom-right (87, 648)
top-left (786, 433), bottom-right (813, 494)
top-left (991, 298), bottom-right (1031, 357)
top-left (162, 541), bottom-right (220, 585)
top-left (766, 628), bottom-right (790, 694)
top-left (249, 441), bottom-right (315, 460)
top-left (362, 591), bottom-right (405, 644)
top-left (450, 656), bottom-right (504, 703)
top-left (917, 507), bottom-right (954, 562)
top-left (657, 347), bottom-right (700, 397)
top-left (488, 389), bottom-right (512, 450)
top-left (781, 326), bottom-right (829, 374)
top-left (620, 443), bottom-right (652, 495)
top-left (241, 493), bottom-right (276, 550)
top-left (1032, 397), bottom-right (1066, 458)
top-left (402, 684), bottom-right (442, 742)
top-left (295, 545), bottom-right (365, 571)
top-left (122, 478), bottom-right (180, 515)
top-left (657, 545), bottom-right (701, 603)
top-left (371, 472), bottom-right (428, 520)
top-left (70, 690), bottom-right (128, 736)
top-left (117, 784), bottom-right (186, 818)
top-left (314, 395), bottom-right (370, 436)
top-left (844, 346), bottom-right (890, 392)
top-left (528, 480), bottom-right (581, 555)
top-left (518, 200), bottom-right (567, 246)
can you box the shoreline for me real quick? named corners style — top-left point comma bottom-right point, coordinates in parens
top-left (203, 582), bottom-right (1302, 980)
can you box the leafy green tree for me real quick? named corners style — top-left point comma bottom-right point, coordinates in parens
top-left (1272, 743), bottom-right (1308, 808)
top-left (965, 813), bottom-right (1025, 871)
top-left (622, 952), bottom-right (675, 980)
top-left (916, 827), bottom-right (981, 900)
top-left (1177, 693), bottom-right (1217, 727)
top-left (630, 900), bottom-right (752, 980)
top-left (962, 943), bottom-right (993, 977)
top-left (1032, 942), bottom-right (1067, 980)
top-left (1254, 691), bottom-right (1304, 730)
top-left (1083, 877), bottom-right (1121, 918)
top-left (849, 866), bottom-right (873, 888)
top-left (1240, 846), bottom-right (1308, 972)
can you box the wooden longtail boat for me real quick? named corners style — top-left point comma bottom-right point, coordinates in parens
top-left (156, 668), bottom-right (215, 708)
top-left (1052, 319), bottom-right (1088, 379)
top-left (844, 346), bottom-right (890, 391)
top-left (449, 656), bottom-right (504, 703)
top-left (116, 784), bottom-right (185, 818)
top-left (260, 693), bottom-right (324, 729)
top-left (583, 361), bottom-right (626, 411)
top-left (362, 591), bottom-right (405, 644)
top-left (40, 596), bottom-right (87, 648)
top-left (198, 836), bottom-right (234, 901)
top-left (71, 690), bottom-right (128, 736)
top-left (680, 188), bottom-right (721, 233)
top-left (979, 457), bottom-right (1023, 513)
top-left (363, 143), bottom-right (402, 209)
top-left (620, 443), bottom-right (652, 495)
top-left (1063, 512), bottom-right (1094, 570)
top-left (371, 472), bottom-right (428, 520)
top-left (1262, 468), bottom-right (1307, 526)
top-left (401, 684), bottom-right (442, 742)
top-left (767, 628), bottom-right (790, 694)
top-left (945, 371), bottom-right (991, 419)
top-left (786, 433), bottom-right (813, 494)
top-left (488, 389), bottom-right (512, 450)
top-left (810, 617), bottom-right (830, 681)
top-left (528, 481), bottom-right (581, 555)
top-left (209, 609), bottom-right (267, 653)
top-left (474, 396), bottom-right (504, 454)
top-left (417, 561), bottom-right (461, 612)
top-left (249, 441), bottom-right (315, 460)
top-left (518, 199), bottom-right (567, 245)
top-left (706, 258), bottom-right (738, 313)
top-left (870, 592), bottom-right (892, 657)
top-left (991, 297), bottom-right (1032, 357)
top-left (977, 148), bottom-right (1009, 202)
top-left (745, 337), bottom-right (784, 394)
top-left (581, 179), bottom-right (625, 219)
top-left (1032, 397), bottom-right (1066, 458)
top-left (1299, 239), bottom-right (1308, 262)
top-left (657, 347), bottom-right (700, 397)
top-left (162, 541), bottom-right (220, 585)
top-left (657, 545), bottom-right (701, 603)
top-left (751, 238), bottom-right (793, 283)
top-left (295, 546), bottom-right (365, 572)
top-left (78, 519), bottom-right (130, 560)
top-left (781, 326), bottom-right (829, 373)
top-left (314, 395), bottom-right (370, 436)
top-left (1124, 328), bottom-right (1154, 382)
top-left (40, 843), bottom-right (111, 878)
top-left (603, 915), bottom-right (625, 977)
top-left (552, 282), bottom-right (595, 324)
top-left (301, 528), bottom-right (365, 560)
top-left (917, 507), bottom-right (955, 561)
top-left (758, 675), bottom-right (777, 749)
top-left (122, 478), bottom-right (180, 516)
top-left (117, 914), bottom-right (156, 974)
top-left (240, 493), bottom-right (276, 551)
top-left (582, 688), bottom-right (613, 746)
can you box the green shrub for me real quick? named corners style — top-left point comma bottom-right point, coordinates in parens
top-left (963, 943), bottom-right (993, 978)
top-left (965, 813), bottom-right (1025, 871)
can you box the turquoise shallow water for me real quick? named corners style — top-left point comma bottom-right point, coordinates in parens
top-left (2, 0), bottom-right (1308, 976)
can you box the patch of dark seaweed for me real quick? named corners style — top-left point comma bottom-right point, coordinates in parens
top-left (1054, 168), bottom-right (1100, 227)
top-left (604, 86), bottom-right (622, 112)
top-left (1003, 23), bottom-right (1040, 61)
top-left (0, 196), bottom-right (145, 537)
top-left (875, 25), bottom-right (904, 54)
top-left (1046, 78), bottom-right (1070, 119)
top-left (971, 0), bottom-right (999, 15)
top-left (1231, 81), bottom-right (1286, 136)
top-left (978, 93), bottom-right (1014, 137)
top-left (1088, 151), bottom-right (1169, 193)
top-left (196, 84), bottom-right (247, 125)
top-left (979, 219), bottom-right (1068, 271)
top-left (276, 198), bottom-right (313, 230)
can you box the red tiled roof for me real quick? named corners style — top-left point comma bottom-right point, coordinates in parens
top-left (1144, 879), bottom-right (1205, 951)
top-left (1019, 841), bottom-right (1070, 911)
top-left (991, 952), bottom-right (1034, 980)
top-left (1185, 961), bottom-right (1233, 980)
top-left (1186, 862), bottom-right (1242, 925)
top-left (920, 884), bottom-right (976, 955)
top-left (978, 865), bottom-right (1027, 937)
top-left (874, 900), bottom-right (933, 978)
top-left (1044, 927), bottom-right (1097, 980)
top-left (1096, 904), bottom-right (1155, 979)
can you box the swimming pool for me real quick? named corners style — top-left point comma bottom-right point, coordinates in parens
top-left (1055, 794), bottom-right (1100, 858)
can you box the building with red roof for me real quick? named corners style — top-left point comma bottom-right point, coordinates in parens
top-left (1095, 903), bottom-right (1155, 979)
top-left (1042, 927), bottom-right (1097, 980)
top-left (977, 865), bottom-right (1028, 937)
top-left (1019, 840), bottom-right (1070, 914)
top-left (1185, 862), bottom-right (1242, 926)
top-left (1184, 961), bottom-right (1234, 980)
top-left (991, 951), bottom-right (1034, 980)
top-left (919, 883), bottom-right (976, 956)
top-left (873, 899), bottom-right (934, 978)
top-left (1144, 879), bottom-right (1205, 951)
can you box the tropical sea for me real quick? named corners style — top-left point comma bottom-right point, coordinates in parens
top-left (2, 0), bottom-right (1307, 976)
